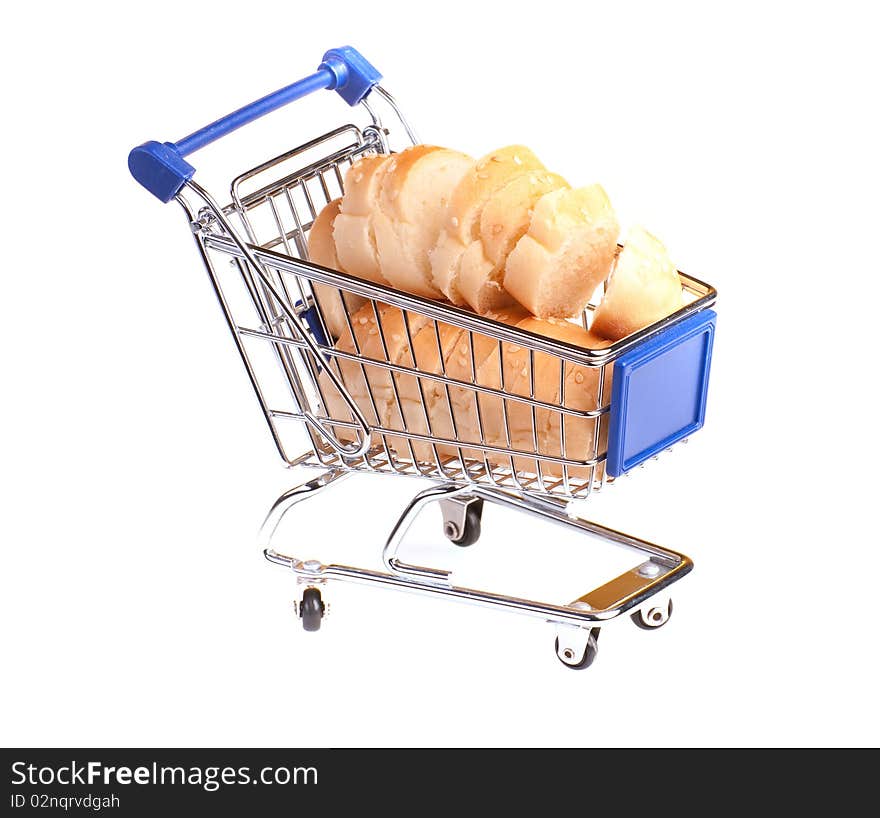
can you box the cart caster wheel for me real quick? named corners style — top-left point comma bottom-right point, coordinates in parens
top-left (443, 499), bottom-right (483, 547)
top-left (555, 628), bottom-right (600, 670)
top-left (299, 587), bottom-right (325, 632)
top-left (631, 599), bottom-right (673, 630)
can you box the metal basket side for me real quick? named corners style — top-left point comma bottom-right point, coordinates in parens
top-left (177, 117), bottom-right (717, 502)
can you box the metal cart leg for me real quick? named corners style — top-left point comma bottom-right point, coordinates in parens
top-left (263, 471), bottom-right (693, 669)
top-left (259, 467), bottom-right (350, 549)
top-left (260, 468), bottom-right (349, 632)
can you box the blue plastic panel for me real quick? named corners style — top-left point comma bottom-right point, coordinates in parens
top-left (296, 301), bottom-right (330, 349)
top-left (606, 309), bottom-right (716, 477)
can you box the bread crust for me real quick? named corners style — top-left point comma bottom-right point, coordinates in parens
top-left (333, 155), bottom-right (394, 285)
top-left (340, 154), bottom-right (392, 216)
top-left (590, 226), bottom-right (682, 340)
top-left (375, 146), bottom-right (474, 299)
top-left (307, 197), bottom-right (366, 339)
top-left (445, 145), bottom-right (545, 242)
top-left (428, 230), bottom-right (469, 306)
top-left (430, 146), bottom-right (544, 305)
top-left (505, 319), bottom-right (612, 479)
top-left (388, 320), bottom-right (466, 463)
top-left (480, 170), bottom-right (570, 266)
top-left (504, 185), bottom-right (619, 319)
top-left (320, 302), bottom-right (429, 453)
top-left (456, 239), bottom-right (515, 314)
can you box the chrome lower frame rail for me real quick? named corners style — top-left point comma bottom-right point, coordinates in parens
top-left (262, 467), bottom-right (693, 669)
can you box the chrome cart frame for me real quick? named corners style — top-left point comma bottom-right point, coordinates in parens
top-left (129, 46), bottom-right (716, 669)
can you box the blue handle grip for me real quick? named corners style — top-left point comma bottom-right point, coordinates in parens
top-left (129, 46), bottom-right (381, 202)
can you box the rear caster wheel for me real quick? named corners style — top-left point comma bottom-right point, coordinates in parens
top-left (299, 587), bottom-right (325, 632)
top-left (555, 628), bottom-right (600, 670)
top-left (631, 599), bottom-right (673, 630)
top-left (443, 499), bottom-right (483, 547)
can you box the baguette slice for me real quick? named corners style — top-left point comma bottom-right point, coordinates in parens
top-left (307, 197), bottom-right (366, 340)
top-left (504, 319), bottom-right (612, 481)
top-left (321, 310), bottom-right (611, 482)
top-left (479, 315), bottom-right (564, 474)
top-left (333, 154), bottom-right (393, 285)
top-left (319, 302), bottom-right (429, 453)
top-left (429, 230), bottom-right (470, 307)
top-left (387, 320), bottom-right (466, 464)
top-left (504, 185), bottom-right (619, 319)
top-left (430, 146), bottom-right (545, 306)
top-left (444, 306), bottom-right (531, 463)
top-left (457, 172), bottom-right (571, 314)
top-left (447, 311), bottom-right (548, 472)
top-left (445, 316), bottom-right (610, 477)
top-left (456, 240), bottom-right (515, 314)
top-left (590, 225), bottom-right (683, 341)
top-left (374, 146), bottom-right (474, 298)
top-left (446, 146), bottom-right (545, 244)
top-left (480, 170), bottom-right (570, 267)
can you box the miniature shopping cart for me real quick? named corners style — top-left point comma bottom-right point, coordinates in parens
top-left (129, 47), bottom-right (716, 669)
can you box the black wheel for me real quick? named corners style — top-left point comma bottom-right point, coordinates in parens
top-left (555, 628), bottom-right (600, 670)
top-left (299, 587), bottom-right (325, 632)
top-left (631, 599), bottom-right (673, 630)
top-left (444, 499), bottom-right (483, 547)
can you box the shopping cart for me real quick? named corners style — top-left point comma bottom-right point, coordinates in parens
top-left (129, 47), bottom-right (717, 669)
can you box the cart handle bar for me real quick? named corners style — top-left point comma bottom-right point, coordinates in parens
top-left (128, 46), bottom-right (381, 202)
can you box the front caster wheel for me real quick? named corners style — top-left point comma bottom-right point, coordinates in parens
top-left (631, 599), bottom-right (673, 630)
top-left (555, 628), bottom-right (600, 670)
top-left (443, 498), bottom-right (483, 547)
top-left (299, 587), bottom-right (325, 632)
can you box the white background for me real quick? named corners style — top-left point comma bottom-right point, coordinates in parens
top-left (2, 0), bottom-right (877, 748)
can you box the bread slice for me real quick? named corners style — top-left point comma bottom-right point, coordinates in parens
top-left (444, 306), bottom-right (530, 464)
top-left (456, 240), bottom-right (516, 314)
top-left (429, 230), bottom-right (470, 306)
top-left (373, 146), bottom-right (474, 298)
top-left (443, 309), bottom-right (546, 472)
top-left (306, 197), bottom-right (366, 340)
top-left (319, 302), bottom-right (429, 454)
top-left (504, 319), bottom-right (612, 481)
top-left (456, 171), bottom-right (571, 314)
top-left (333, 154), bottom-right (393, 285)
top-left (386, 320), bottom-right (466, 465)
top-left (590, 225), bottom-right (683, 341)
top-left (389, 307), bottom-right (533, 467)
top-left (504, 185), bottom-right (619, 319)
top-left (477, 315), bottom-right (562, 475)
top-left (446, 146), bottom-right (546, 244)
top-left (442, 315), bottom-right (611, 479)
top-left (430, 146), bottom-right (545, 306)
top-left (307, 197), bottom-right (342, 266)
top-left (480, 170), bottom-right (570, 268)
top-left (319, 307), bottom-right (611, 483)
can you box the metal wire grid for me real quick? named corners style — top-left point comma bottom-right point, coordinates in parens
top-left (181, 122), bottom-right (713, 503)
top-left (277, 295), bottom-right (610, 498)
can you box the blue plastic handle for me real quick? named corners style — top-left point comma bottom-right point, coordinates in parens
top-left (128, 47), bottom-right (382, 202)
